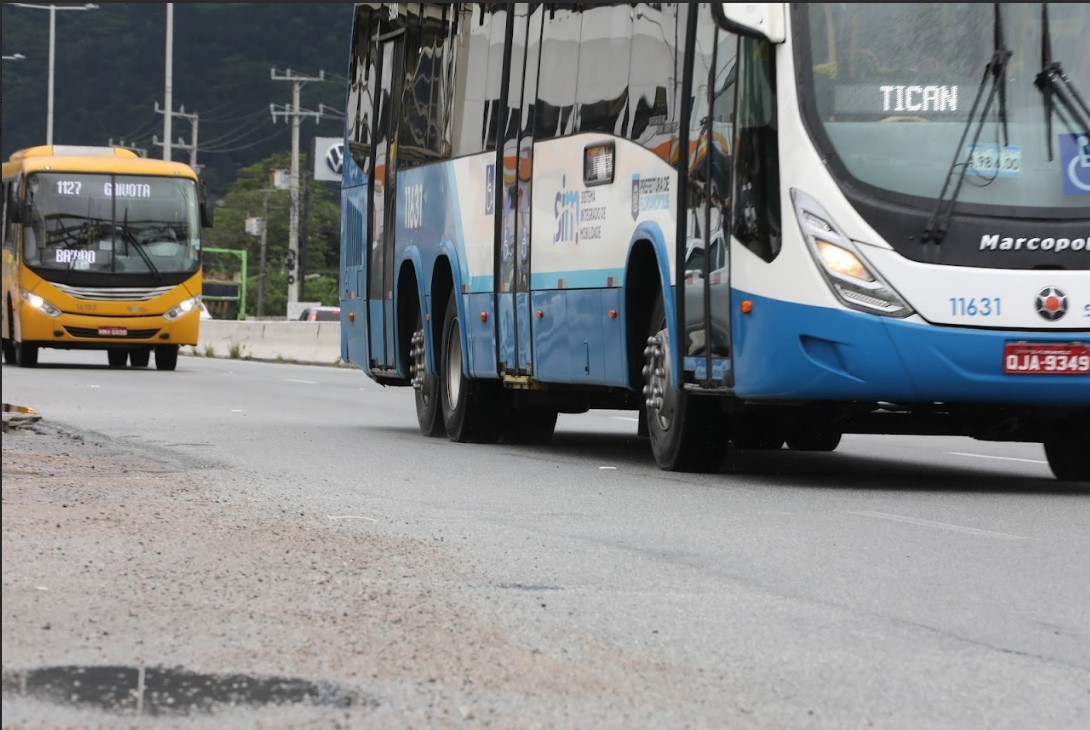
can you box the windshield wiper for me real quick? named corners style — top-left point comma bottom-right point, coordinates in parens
top-left (120, 211), bottom-right (162, 280)
top-left (923, 3), bottom-right (1012, 246)
top-left (1034, 3), bottom-right (1090, 160)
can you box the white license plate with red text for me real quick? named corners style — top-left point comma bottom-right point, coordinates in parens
top-left (98, 327), bottom-right (127, 337)
top-left (1003, 342), bottom-right (1090, 375)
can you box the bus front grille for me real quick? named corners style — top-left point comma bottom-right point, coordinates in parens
top-left (64, 327), bottom-right (161, 340)
top-left (52, 283), bottom-right (178, 301)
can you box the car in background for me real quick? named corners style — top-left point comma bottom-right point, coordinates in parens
top-left (299, 306), bottom-right (341, 322)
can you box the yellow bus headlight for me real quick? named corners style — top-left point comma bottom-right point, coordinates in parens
top-left (21, 291), bottom-right (62, 318)
top-left (164, 296), bottom-right (201, 321)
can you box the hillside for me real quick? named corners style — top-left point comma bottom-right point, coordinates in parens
top-left (1, 3), bottom-right (352, 198)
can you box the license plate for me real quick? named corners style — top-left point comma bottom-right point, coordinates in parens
top-left (1003, 342), bottom-right (1090, 375)
top-left (98, 327), bottom-right (127, 337)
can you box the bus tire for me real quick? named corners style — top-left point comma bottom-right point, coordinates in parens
top-left (2, 338), bottom-right (14, 364)
top-left (412, 308), bottom-right (444, 437)
top-left (643, 292), bottom-right (728, 472)
top-left (154, 344), bottom-right (179, 371)
top-left (108, 348), bottom-right (129, 368)
top-left (439, 290), bottom-right (498, 443)
top-left (1044, 436), bottom-right (1089, 482)
top-left (16, 342), bottom-right (38, 368)
top-left (130, 347), bottom-right (152, 368)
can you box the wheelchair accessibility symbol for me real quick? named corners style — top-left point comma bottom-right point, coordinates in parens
top-left (1060, 133), bottom-right (1090, 195)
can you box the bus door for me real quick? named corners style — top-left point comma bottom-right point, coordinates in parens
top-left (367, 30), bottom-right (404, 371)
top-left (497, 4), bottom-right (541, 377)
top-left (683, 22), bottom-right (737, 386)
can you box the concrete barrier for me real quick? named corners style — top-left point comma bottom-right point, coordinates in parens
top-left (187, 320), bottom-right (343, 365)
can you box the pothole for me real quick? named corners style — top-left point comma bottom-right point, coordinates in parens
top-left (2, 665), bottom-right (374, 717)
top-left (2, 403), bottom-right (41, 432)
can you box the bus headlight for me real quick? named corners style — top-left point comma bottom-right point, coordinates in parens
top-left (164, 296), bottom-right (201, 321)
top-left (791, 189), bottom-right (913, 318)
top-left (21, 290), bottom-right (62, 318)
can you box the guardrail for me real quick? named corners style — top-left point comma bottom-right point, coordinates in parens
top-left (188, 320), bottom-right (343, 366)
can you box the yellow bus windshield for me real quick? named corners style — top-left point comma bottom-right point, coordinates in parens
top-left (23, 171), bottom-right (201, 277)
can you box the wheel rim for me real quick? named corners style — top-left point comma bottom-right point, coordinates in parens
top-left (643, 328), bottom-right (676, 431)
top-left (411, 326), bottom-right (430, 406)
top-left (444, 316), bottom-right (462, 407)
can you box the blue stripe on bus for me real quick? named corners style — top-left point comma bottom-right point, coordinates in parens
top-left (528, 268), bottom-right (625, 290)
top-left (732, 291), bottom-right (1090, 406)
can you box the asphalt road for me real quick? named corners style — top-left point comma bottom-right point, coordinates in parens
top-left (2, 349), bottom-right (1088, 728)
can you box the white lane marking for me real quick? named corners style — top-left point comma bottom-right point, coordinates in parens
top-left (231, 409), bottom-right (244, 413)
top-left (946, 451), bottom-right (1047, 465)
top-left (850, 510), bottom-right (1032, 541)
top-left (599, 466), bottom-right (617, 470)
top-left (328, 515), bottom-right (378, 522)
top-left (286, 378), bottom-right (318, 385)
top-left (612, 416), bottom-right (639, 422)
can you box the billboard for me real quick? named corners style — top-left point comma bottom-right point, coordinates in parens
top-left (313, 137), bottom-right (345, 182)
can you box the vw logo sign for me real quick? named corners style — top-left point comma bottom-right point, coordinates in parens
top-left (325, 143), bottom-right (344, 176)
top-left (1035, 286), bottom-right (1068, 321)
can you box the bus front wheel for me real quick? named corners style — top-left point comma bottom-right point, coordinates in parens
top-left (155, 345), bottom-right (179, 371)
top-left (15, 342), bottom-right (38, 368)
top-left (439, 290), bottom-right (498, 444)
top-left (108, 348), bottom-right (129, 368)
top-left (643, 292), bottom-right (728, 472)
top-left (2, 338), bottom-right (14, 364)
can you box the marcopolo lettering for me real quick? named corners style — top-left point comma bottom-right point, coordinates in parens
top-left (979, 234), bottom-right (1088, 253)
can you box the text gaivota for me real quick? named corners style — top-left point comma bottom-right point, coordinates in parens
top-left (104, 182), bottom-right (152, 198)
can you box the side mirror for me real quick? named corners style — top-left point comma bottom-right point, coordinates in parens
top-left (8, 199), bottom-right (28, 225)
top-left (714, 3), bottom-right (786, 44)
top-left (201, 199), bottom-right (214, 228)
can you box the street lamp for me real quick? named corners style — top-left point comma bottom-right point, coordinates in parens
top-left (9, 3), bottom-right (99, 145)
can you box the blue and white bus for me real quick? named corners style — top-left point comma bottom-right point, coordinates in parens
top-left (339, 3), bottom-right (1089, 480)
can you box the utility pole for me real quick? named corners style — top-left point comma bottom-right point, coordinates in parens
top-left (270, 67), bottom-right (325, 309)
top-left (163, 2), bottom-right (173, 160)
top-left (154, 102), bottom-right (199, 168)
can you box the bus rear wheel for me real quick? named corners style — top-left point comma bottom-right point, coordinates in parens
top-left (155, 345), bottom-right (179, 371)
top-left (643, 292), bottom-right (728, 472)
top-left (439, 290), bottom-right (498, 443)
top-left (1045, 436), bottom-right (1089, 482)
top-left (412, 308), bottom-right (443, 437)
top-left (108, 348), bottom-right (129, 368)
top-left (2, 339), bottom-right (14, 364)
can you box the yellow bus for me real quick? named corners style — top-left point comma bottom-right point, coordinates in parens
top-left (2, 145), bottom-right (214, 370)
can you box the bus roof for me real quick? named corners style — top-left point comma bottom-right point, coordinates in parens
top-left (3, 145), bottom-right (199, 179)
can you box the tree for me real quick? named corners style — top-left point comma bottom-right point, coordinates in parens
top-left (204, 152), bottom-right (340, 317)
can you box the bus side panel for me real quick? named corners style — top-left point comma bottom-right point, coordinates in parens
top-left (530, 136), bottom-right (679, 387)
top-left (529, 288), bottom-right (628, 386)
top-left (732, 289), bottom-right (1090, 406)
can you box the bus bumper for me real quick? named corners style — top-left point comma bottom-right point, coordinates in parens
top-left (730, 292), bottom-right (1090, 406)
top-left (17, 304), bottom-right (201, 349)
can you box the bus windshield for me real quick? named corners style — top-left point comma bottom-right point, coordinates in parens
top-left (22, 172), bottom-right (201, 276)
top-left (796, 3), bottom-right (1090, 213)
